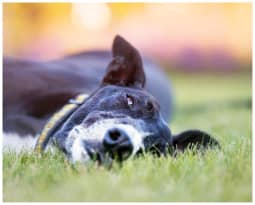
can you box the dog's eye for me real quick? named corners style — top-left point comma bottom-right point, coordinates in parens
top-left (126, 94), bottom-right (134, 107)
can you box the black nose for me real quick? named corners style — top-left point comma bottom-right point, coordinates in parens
top-left (103, 128), bottom-right (133, 161)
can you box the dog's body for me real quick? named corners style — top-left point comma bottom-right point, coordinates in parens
top-left (3, 35), bottom-right (219, 164)
top-left (4, 51), bottom-right (172, 136)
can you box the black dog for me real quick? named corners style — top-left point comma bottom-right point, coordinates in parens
top-left (3, 35), bottom-right (219, 163)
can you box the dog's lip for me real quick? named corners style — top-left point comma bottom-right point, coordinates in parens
top-left (86, 148), bottom-right (113, 166)
top-left (83, 141), bottom-right (132, 164)
top-left (82, 142), bottom-right (113, 165)
top-left (83, 143), bottom-right (103, 163)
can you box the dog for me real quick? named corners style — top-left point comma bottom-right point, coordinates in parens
top-left (3, 35), bottom-right (219, 164)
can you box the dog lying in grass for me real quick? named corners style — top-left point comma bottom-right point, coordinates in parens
top-left (3, 35), bottom-right (219, 164)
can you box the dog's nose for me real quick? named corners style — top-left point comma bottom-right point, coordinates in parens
top-left (103, 128), bottom-right (133, 161)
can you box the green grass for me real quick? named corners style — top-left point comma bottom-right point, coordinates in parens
top-left (3, 73), bottom-right (252, 202)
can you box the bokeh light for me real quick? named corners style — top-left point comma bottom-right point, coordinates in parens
top-left (71, 3), bottom-right (111, 31)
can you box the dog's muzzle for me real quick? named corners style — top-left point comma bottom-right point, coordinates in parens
top-left (65, 119), bottom-right (149, 164)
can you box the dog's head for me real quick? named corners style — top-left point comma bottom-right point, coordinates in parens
top-left (52, 35), bottom-right (219, 164)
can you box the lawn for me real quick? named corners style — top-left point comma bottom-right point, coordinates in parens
top-left (3, 72), bottom-right (252, 202)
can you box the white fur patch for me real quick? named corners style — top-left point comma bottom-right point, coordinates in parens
top-left (66, 129), bottom-right (90, 163)
top-left (66, 119), bottom-right (150, 163)
top-left (3, 133), bottom-right (37, 153)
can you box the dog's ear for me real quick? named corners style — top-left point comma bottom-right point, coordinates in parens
top-left (171, 129), bottom-right (220, 152)
top-left (101, 35), bottom-right (145, 89)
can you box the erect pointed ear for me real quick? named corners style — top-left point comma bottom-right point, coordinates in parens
top-left (101, 35), bottom-right (146, 88)
top-left (171, 129), bottom-right (220, 152)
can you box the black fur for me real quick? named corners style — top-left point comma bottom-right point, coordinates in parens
top-left (3, 35), bottom-right (220, 162)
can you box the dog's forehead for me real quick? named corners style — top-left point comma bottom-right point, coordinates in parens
top-left (72, 84), bottom-right (161, 128)
top-left (94, 85), bottom-right (157, 101)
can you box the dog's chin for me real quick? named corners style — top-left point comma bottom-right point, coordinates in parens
top-left (64, 119), bottom-right (149, 164)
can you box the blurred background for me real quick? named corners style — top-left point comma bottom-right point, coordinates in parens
top-left (3, 3), bottom-right (252, 72)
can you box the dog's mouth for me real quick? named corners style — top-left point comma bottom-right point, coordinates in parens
top-left (65, 119), bottom-right (149, 164)
top-left (83, 143), bottom-right (106, 165)
top-left (82, 143), bottom-right (133, 165)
